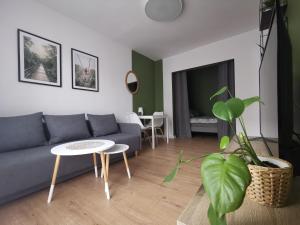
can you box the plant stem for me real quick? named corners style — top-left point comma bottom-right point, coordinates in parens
top-left (180, 153), bottom-right (212, 164)
top-left (238, 117), bottom-right (263, 165)
top-left (229, 122), bottom-right (242, 146)
top-left (227, 89), bottom-right (234, 98)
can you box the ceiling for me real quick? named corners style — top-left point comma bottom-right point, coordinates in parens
top-left (36, 0), bottom-right (259, 60)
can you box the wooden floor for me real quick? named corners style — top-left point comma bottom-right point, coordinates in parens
top-left (0, 136), bottom-right (218, 225)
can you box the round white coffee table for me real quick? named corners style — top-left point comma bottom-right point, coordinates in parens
top-left (47, 139), bottom-right (115, 203)
top-left (99, 144), bottom-right (131, 180)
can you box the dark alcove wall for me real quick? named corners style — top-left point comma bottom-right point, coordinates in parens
top-left (187, 65), bottom-right (219, 117)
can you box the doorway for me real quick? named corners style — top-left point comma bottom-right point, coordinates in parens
top-left (172, 59), bottom-right (235, 140)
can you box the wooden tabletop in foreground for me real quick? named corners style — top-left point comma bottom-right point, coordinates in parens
top-left (177, 177), bottom-right (300, 225)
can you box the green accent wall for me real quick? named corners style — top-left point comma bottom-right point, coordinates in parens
top-left (187, 66), bottom-right (218, 117)
top-left (154, 60), bottom-right (164, 111)
top-left (132, 51), bottom-right (163, 115)
top-left (287, 0), bottom-right (300, 132)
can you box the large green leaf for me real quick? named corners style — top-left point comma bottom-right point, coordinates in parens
top-left (163, 151), bottom-right (183, 183)
top-left (212, 101), bottom-right (231, 121)
top-left (208, 204), bottom-right (227, 225)
top-left (226, 98), bottom-right (245, 119)
top-left (243, 96), bottom-right (260, 108)
top-left (212, 98), bottom-right (245, 122)
top-left (163, 166), bottom-right (179, 183)
top-left (201, 153), bottom-right (251, 217)
top-left (210, 86), bottom-right (228, 100)
top-left (219, 136), bottom-right (230, 150)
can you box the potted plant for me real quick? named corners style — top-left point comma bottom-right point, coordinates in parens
top-left (164, 86), bottom-right (293, 225)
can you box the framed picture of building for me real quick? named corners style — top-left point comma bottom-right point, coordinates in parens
top-left (71, 48), bottom-right (99, 92)
top-left (18, 29), bottom-right (62, 87)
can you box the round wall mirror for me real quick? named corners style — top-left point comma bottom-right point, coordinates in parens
top-left (125, 71), bottom-right (139, 94)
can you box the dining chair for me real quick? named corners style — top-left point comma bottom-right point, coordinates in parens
top-left (127, 112), bottom-right (152, 146)
top-left (152, 112), bottom-right (165, 144)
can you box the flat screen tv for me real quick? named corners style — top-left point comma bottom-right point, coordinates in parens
top-left (259, 0), bottom-right (300, 174)
top-left (260, 11), bottom-right (278, 141)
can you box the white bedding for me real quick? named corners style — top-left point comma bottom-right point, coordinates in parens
top-left (190, 117), bottom-right (218, 124)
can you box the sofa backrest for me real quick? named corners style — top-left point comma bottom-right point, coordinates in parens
top-left (0, 112), bottom-right (121, 152)
top-left (0, 112), bottom-right (47, 153)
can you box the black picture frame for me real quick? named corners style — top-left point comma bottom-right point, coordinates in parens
top-left (18, 29), bottom-right (62, 87)
top-left (71, 48), bottom-right (99, 92)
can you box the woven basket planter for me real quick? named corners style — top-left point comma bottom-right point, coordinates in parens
top-left (247, 156), bottom-right (293, 208)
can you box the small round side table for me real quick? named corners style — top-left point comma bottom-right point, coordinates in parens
top-left (99, 144), bottom-right (131, 180)
top-left (48, 139), bottom-right (115, 203)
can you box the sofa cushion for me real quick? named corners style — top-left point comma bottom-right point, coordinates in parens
top-left (0, 112), bottom-right (46, 153)
top-left (44, 114), bottom-right (91, 144)
top-left (88, 114), bottom-right (119, 137)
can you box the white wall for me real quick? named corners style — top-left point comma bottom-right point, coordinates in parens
top-left (0, 0), bottom-right (132, 121)
top-left (163, 30), bottom-right (260, 137)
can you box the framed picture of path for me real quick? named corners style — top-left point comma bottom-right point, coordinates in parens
top-left (71, 48), bottom-right (99, 92)
top-left (18, 29), bottom-right (62, 87)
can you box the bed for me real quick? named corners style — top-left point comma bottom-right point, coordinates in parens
top-left (190, 116), bottom-right (218, 133)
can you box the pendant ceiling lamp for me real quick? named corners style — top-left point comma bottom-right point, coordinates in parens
top-left (145, 0), bottom-right (183, 22)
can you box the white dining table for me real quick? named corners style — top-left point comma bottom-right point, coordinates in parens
top-left (139, 115), bottom-right (169, 149)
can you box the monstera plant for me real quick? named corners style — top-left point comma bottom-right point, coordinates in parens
top-left (164, 86), bottom-right (265, 225)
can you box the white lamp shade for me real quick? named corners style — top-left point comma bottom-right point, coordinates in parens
top-left (138, 107), bottom-right (144, 115)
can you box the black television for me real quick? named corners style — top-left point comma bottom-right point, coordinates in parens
top-left (259, 0), bottom-right (300, 174)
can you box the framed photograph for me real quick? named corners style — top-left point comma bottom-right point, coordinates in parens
top-left (18, 29), bottom-right (62, 87)
top-left (71, 48), bottom-right (99, 92)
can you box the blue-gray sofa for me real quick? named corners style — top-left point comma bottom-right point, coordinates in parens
top-left (0, 113), bottom-right (141, 205)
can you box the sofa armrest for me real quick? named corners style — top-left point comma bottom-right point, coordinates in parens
top-left (118, 123), bottom-right (141, 136)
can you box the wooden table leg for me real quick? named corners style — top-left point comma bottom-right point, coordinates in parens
top-left (100, 152), bottom-right (110, 200)
top-left (152, 118), bottom-right (155, 149)
top-left (100, 154), bottom-right (109, 179)
top-left (106, 155), bottom-right (110, 179)
top-left (47, 155), bottom-right (61, 203)
top-left (93, 153), bottom-right (98, 178)
top-left (100, 154), bottom-right (104, 179)
top-left (123, 152), bottom-right (131, 179)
